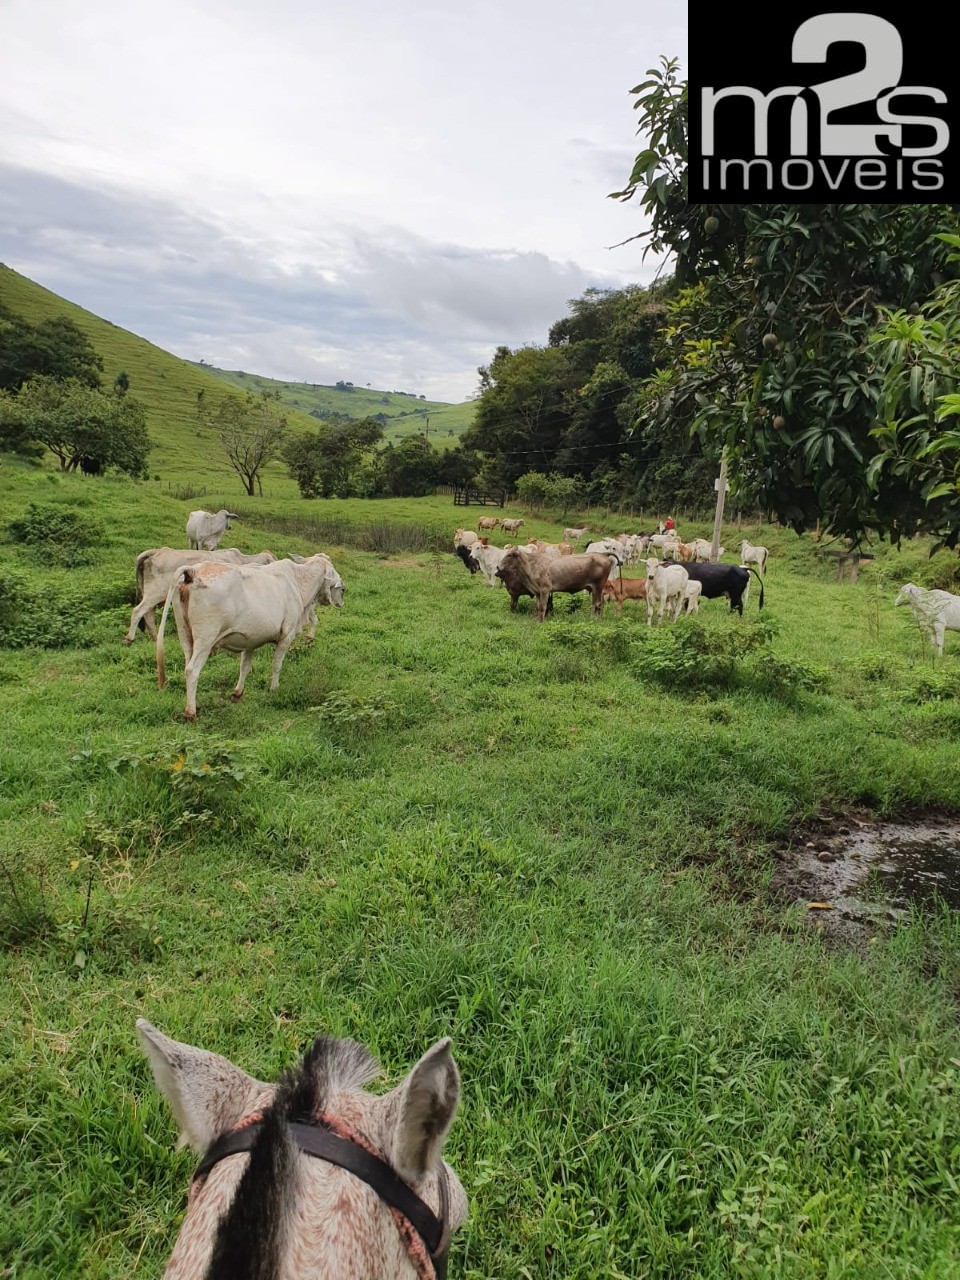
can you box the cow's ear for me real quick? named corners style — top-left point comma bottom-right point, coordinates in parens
top-left (388, 1039), bottom-right (460, 1184)
top-left (136, 1020), bottom-right (267, 1152)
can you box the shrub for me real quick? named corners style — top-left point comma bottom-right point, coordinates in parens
top-left (0, 568), bottom-right (92, 648)
top-left (7, 503), bottom-right (104, 566)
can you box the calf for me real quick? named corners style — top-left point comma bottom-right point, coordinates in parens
top-left (564, 526), bottom-right (589, 542)
top-left (740, 539), bottom-right (769, 575)
top-left (683, 580), bottom-right (703, 615)
top-left (602, 575), bottom-right (647, 614)
top-left (645, 558), bottom-right (689, 625)
top-left (501, 518), bottom-right (525, 533)
top-left (478, 516), bottom-right (500, 530)
top-left (453, 543), bottom-right (480, 574)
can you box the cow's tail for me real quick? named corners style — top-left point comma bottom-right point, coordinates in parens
top-left (134, 550), bottom-right (156, 632)
top-left (156, 568), bottom-right (188, 689)
top-left (748, 566), bottom-right (765, 611)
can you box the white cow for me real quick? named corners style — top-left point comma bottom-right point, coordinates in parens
top-left (454, 528), bottom-right (478, 548)
top-left (740, 539), bottom-right (769, 576)
top-left (648, 534), bottom-right (680, 560)
top-left (564, 527), bottom-right (589, 542)
top-left (469, 542), bottom-right (507, 587)
top-left (125, 547), bottom-right (277, 644)
top-left (894, 583), bottom-right (960, 657)
top-left (690, 538), bottom-right (724, 562)
top-left (683, 579), bottom-right (703, 615)
top-left (156, 554), bottom-right (343, 719)
top-left (586, 540), bottom-right (623, 580)
top-left (645, 557), bottom-right (689, 625)
top-left (186, 509), bottom-right (242, 551)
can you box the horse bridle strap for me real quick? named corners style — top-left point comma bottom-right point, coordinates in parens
top-left (194, 1120), bottom-right (450, 1273)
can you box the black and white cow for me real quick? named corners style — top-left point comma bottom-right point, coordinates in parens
top-left (660, 561), bottom-right (764, 616)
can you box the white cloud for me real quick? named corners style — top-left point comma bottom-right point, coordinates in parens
top-left (0, 0), bottom-right (686, 399)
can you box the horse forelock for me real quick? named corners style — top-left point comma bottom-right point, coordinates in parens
top-left (202, 1037), bottom-right (382, 1280)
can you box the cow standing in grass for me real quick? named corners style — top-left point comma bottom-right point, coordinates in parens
top-left (156, 554), bottom-right (344, 719)
top-left (496, 548), bottom-right (613, 621)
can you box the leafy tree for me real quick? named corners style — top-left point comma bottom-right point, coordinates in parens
top-left (463, 286), bottom-right (666, 494)
top-left (0, 307), bottom-right (103, 392)
top-left (514, 471), bottom-right (552, 511)
top-left (380, 434), bottom-right (438, 497)
top-left (463, 345), bottom-right (581, 488)
top-left (610, 57), bottom-right (957, 543)
top-left (2, 376), bottom-right (149, 476)
top-left (870, 232), bottom-right (960, 546)
top-left (283, 417), bottom-right (383, 498)
top-left (204, 391), bottom-right (287, 496)
top-left (435, 444), bottom-right (481, 488)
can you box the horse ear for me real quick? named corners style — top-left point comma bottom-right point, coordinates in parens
top-left (136, 1020), bottom-right (267, 1152)
top-left (390, 1039), bottom-right (460, 1184)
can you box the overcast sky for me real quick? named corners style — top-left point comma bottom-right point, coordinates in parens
top-left (0, 0), bottom-right (686, 402)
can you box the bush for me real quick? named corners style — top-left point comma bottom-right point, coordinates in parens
top-left (7, 503), bottom-right (104, 566)
top-left (0, 568), bottom-right (93, 648)
top-left (631, 619), bottom-right (771, 691)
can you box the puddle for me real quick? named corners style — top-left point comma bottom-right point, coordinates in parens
top-left (773, 819), bottom-right (960, 942)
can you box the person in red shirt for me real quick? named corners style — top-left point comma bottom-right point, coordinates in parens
top-left (665, 517), bottom-right (676, 532)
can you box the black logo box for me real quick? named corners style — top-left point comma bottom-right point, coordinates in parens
top-left (688, 3), bottom-right (960, 203)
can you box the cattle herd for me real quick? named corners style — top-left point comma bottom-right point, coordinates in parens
top-left (125, 510), bottom-right (960, 720)
top-left (453, 521), bottom-right (768, 623)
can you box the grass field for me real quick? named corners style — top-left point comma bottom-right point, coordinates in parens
top-left (2, 463), bottom-right (960, 1278)
top-left (194, 364), bottom-right (476, 447)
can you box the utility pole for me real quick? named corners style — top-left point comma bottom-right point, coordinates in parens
top-left (424, 415), bottom-right (430, 442)
top-left (710, 449), bottom-right (729, 562)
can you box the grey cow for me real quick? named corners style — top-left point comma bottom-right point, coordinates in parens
top-left (185, 508), bottom-right (241, 551)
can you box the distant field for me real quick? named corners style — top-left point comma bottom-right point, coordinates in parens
top-left (2, 459), bottom-right (959, 1278)
top-left (195, 364), bottom-right (476, 447)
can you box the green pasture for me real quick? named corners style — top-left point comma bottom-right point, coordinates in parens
top-left (195, 364), bottom-right (475, 447)
top-left (1, 464), bottom-right (959, 1278)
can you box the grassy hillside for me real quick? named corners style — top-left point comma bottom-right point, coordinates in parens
top-left (195, 363), bottom-right (476, 446)
top-left (1, 464), bottom-right (959, 1277)
top-left (0, 265), bottom-right (315, 496)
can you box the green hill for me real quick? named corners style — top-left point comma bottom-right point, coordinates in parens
top-left (193, 364), bottom-right (475, 447)
top-left (0, 265), bottom-right (476, 498)
top-left (0, 264), bottom-right (330, 492)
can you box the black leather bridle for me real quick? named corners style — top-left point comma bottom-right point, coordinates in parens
top-left (194, 1118), bottom-right (451, 1279)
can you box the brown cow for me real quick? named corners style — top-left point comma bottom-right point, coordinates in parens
top-left (602, 575), bottom-right (648, 614)
top-left (496, 548), bottom-right (613, 621)
top-left (478, 516), bottom-right (501, 530)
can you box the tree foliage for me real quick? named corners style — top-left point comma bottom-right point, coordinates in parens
top-left (462, 286), bottom-right (667, 495)
top-left (0, 307), bottom-right (103, 392)
top-left (204, 391), bottom-right (287, 496)
top-left (0, 376), bottom-right (149, 476)
top-left (611, 57), bottom-right (959, 544)
top-left (379, 434), bottom-right (438, 497)
top-left (283, 418), bottom-right (383, 498)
